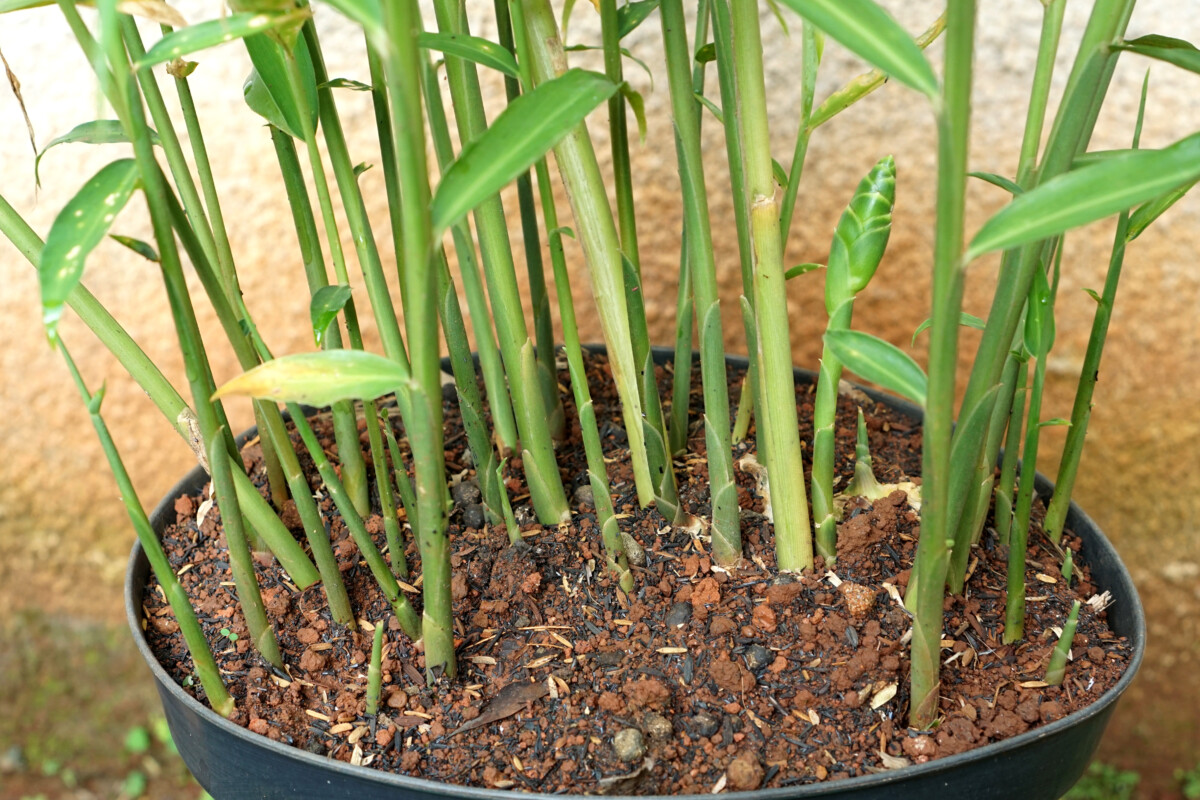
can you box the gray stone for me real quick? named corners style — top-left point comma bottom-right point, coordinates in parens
top-left (642, 712), bottom-right (673, 740)
top-left (463, 503), bottom-right (486, 529)
top-left (573, 484), bottom-right (595, 509)
top-left (744, 644), bottom-right (772, 673)
top-left (621, 532), bottom-right (647, 567)
top-left (687, 711), bottom-right (719, 738)
top-left (665, 601), bottom-right (692, 629)
top-left (613, 728), bottom-right (646, 762)
top-left (451, 479), bottom-right (482, 507)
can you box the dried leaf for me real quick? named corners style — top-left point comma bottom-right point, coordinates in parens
top-left (116, 0), bottom-right (187, 27)
top-left (1020, 680), bottom-right (1049, 689)
top-left (448, 680), bottom-right (550, 738)
top-left (1035, 573), bottom-right (1058, 584)
top-left (877, 749), bottom-right (911, 769)
top-left (870, 682), bottom-right (898, 709)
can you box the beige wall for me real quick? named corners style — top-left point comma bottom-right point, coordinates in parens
top-left (1, 0), bottom-right (1197, 773)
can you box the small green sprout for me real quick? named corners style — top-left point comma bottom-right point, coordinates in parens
top-left (845, 409), bottom-right (889, 502)
top-left (1046, 600), bottom-right (1082, 686)
top-left (1061, 548), bottom-right (1075, 586)
top-left (219, 627), bottom-right (238, 643)
top-left (365, 620), bottom-right (386, 717)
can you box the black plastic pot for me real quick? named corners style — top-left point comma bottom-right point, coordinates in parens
top-left (126, 354), bottom-right (1144, 800)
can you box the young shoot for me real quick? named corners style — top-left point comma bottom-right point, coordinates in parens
top-left (845, 409), bottom-right (889, 503)
top-left (1045, 600), bottom-right (1082, 686)
top-left (365, 621), bottom-right (386, 717)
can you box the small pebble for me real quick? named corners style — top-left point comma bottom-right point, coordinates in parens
top-left (441, 381), bottom-right (457, 403)
top-left (304, 739), bottom-right (327, 756)
top-left (451, 479), bottom-right (482, 507)
top-left (573, 484), bottom-right (595, 509)
top-left (642, 712), bottom-right (673, 740)
top-left (613, 728), bottom-right (646, 762)
top-left (665, 601), bottom-right (692, 629)
top-left (687, 712), bottom-right (719, 738)
top-left (743, 644), bottom-right (772, 673)
top-left (621, 532), bottom-right (647, 567)
top-left (463, 503), bottom-right (486, 529)
top-left (839, 582), bottom-right (877, 619)
top-left (726, 751), bottom-right (764, 791)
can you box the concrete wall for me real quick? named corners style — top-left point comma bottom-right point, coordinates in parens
top-left (1, 0), bottom-right (1197, 776)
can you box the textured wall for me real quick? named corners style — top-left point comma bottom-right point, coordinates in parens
top-left (1, 0), bottom-right (1197, 782)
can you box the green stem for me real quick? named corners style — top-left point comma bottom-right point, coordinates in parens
top-left (432, 0), bottom-right (569, 526)
top-left (288, 405), bottom-right (421, 638)
top-left (710, 0), bottom-right (758, 446)
top-left (952, 0), bottom-right (1134, 549)
top-left (724, 0), bottom-right (811, 571)
top-left (908, 0), bottom-right (976, 732)
top-left (668, 0), bottom-right (710, 458)
top-left (811, 301), bottom-right (853, 560)
top-left (383, 0), bottom-right (455, 681)
top-left (414, 34), bottom-right (519, 455)
top-left (1045, 216), bottom-right (1131, 545)
top-left (60, 343), bottom-right (234, 717)
top-left (207, 430), bottom-right (284, 668)
top-left (506, 0), bottom-right (630, 586)
top-left (994, 355), bottom-right (1028, 548)
top-left (494, 0), bottom-right (565, 443)
top-left (256, 406), bottom-right (355, 626)
top-left (660, 0), bottom-right (740, 564)
top-left (778, 22), bottom-right (819, 248)
top-left (946, 0), bottom-right (1065, 574)
top-left (1005, 335), bottom-right (1049, 644)
top-left (517, 0), bottom-right (656, 513)
top-left (275, 41), bottom-right (371, 519)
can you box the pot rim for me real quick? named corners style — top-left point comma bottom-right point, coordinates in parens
top-left (125, 352), bottom-right (1146, 799)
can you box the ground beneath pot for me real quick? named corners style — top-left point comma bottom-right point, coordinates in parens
top-left (139, 351), bottom-right (1133, 794)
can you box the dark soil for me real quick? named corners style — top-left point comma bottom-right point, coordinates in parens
top-left (138, 351), bottom-right (1133, 794)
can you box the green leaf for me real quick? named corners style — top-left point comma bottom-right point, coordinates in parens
top-left (1115, 34), bottom-right (1200, 76)
top-left (775, 0), bottom-right (938, 99)
top-left (772, 158), bottom-right (789, 188)
top-left (242, 30), bottom-right (318, 141)
top-left (1127, 180), bottom-right (1197, 241)
top-left (1023, 267), bottom-right (1055, 358)
top-left (35, 120), bottom-right (161, 187)
top-left (1038, 418), bottom-right (1072, 428)
top-left (0, 0), bottom-right (55, 11)
top-left (417, 31), bottom-right (519, 79)
top-left (695, 92), bottom-right (723, 124)
top-left (784, 262), bottom-right (824, 280)
top-left (213, 350), bottom-right (410, 406)
top-left (353, 162), bottom-right (372, 177)
top-left (310, 284), bottom-right (352, 347)
top-left (824, 329), bottom-right (926, 407)
top-left (910, 311), bottom-right (985, 345)
top-left (617, 0), bottom-right (659, 39)
top-left (133, 11), bottom-right (311, 70)
top-left (318, 77), bottom-right (373, 91)
top-left (829, 153), bottom-right (895, 300)
top-left (547, 225), bottom-right (575, 240)
top-left (967, 132), bottom-right (1200, 261)
top-left (621, 84), bottom-right (647, 143)
top-left (766, 0), bottom-right (790, 36)
top-left (1072, 149), bottom-right (1136, 168)
top-left (969, 171), bottom-right (1024, 196)
top-left (431, 69), bottom-right (618, 235)
top-left (109, 234), bottom-right (159, 262)
top-left (695, 42), bottom-right (716, 64)
top-left (1083, 287), bottom-right (1103, 305)
top-left (40, 159), bottom-right (140, 342)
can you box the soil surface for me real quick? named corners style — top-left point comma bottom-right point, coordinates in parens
top-left (139, 352), bottom-right (1133, 794)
